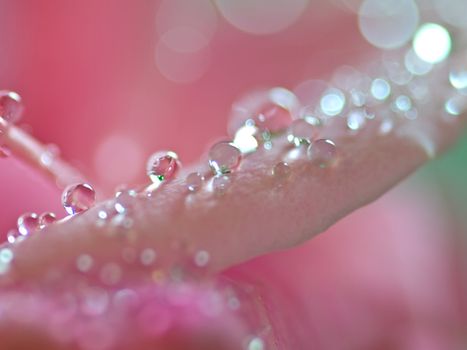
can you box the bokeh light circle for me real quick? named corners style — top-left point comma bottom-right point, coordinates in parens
top-left (214, 0), bottom-right (309, 35)
top-left (358, 0), bottom-right (419, 49)
top-left (413, 23), bottom-right (452, 64)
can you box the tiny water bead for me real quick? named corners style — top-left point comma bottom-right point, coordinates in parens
top-left (146, 151), bottom-right (180, 183)
top-left (186, 172), bottom-right (205, 192)
top-left (17, 212), bottom-right (39, 236)
top-left (307, 139), bottom-right (338, 168)
top-left (208, 142), bottom-right (242, 175)
top-left (114, 189), bottom-right (138, 214)
top-left (212, 174), bottom-right (231, 195)
top-left (320, 88), bottom-right (346, 116)
top-left (76, 254), bottom-right (94, 273)
top-left (347, 109), bottom-right (367, 131)
top-left (62, 183), bottom-right (96, 215)
top-left (0, 90), bottom-right (24, 124)
top-left (38, 212), bottom-right (57, 228)
top-left (272, 162), bottom-right (291, 180)
top-left (6, 229), bottom-right (19, 244)
top-left (287, 119), bottom-right (318, 146)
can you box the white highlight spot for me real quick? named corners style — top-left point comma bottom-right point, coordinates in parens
top-left (413, 23), bottom-right (451, 64)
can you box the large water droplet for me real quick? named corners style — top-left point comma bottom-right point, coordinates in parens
top-left (287, 119), bottom-right (318, 146)
top-left (0, 90), bottom-right (24, 124)
top-left (186, 172), bottom-right (205, 192)
top-left (208, 142), bottom-right (242, 175)
top-left (62, 183), bottom-right (96, 215)
top-left (228, 87), bottom-right (299, 136)
top-left (17, 212), bottom-right (39, 236)
top-left (38, 212), bottom-right (57, 229)
top-left (146, 151), bottom-right (181, 183)
top-left (307, 139), bottom-right (338, 168)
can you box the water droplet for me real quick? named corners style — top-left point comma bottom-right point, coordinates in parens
top-left (212, 174), bottom-right (231, 195)
top-left (208, 142), bottom-right (242, 175)
top-left (6, 229), bottom-right (19, 244)
top-left (248, 337), bottom-right (265, 350)
top-left (146, 151), bottom-right (180, 183)
top-left (17, 212), bottom-right (39, 236)
top-left (0, 248), bottom-right (14, 275)
top-left (0, 145), bottom-right (11, 158)
top-left (114, 189), bottom-right (137, 214)
top-left (76, 254), bottom-right (94, 273)
top-left (320, 88), bottom-right (346, 116)
top-left (39, 144), bottom-right (60, 167)
top-left (287, 119), bottom-right (318, 146)
top-left (404, 49), bottom-right (433, 75)
top-left (140, 248), bottom-right (157, 266)
top-left (186, 172), bottom-right (205, 192)
top-left (38, 212), bottom-right (57, 228)
top-left (272, 162), bottom-right (291, 180)
top-left (0, 90), bottom-right (24, 124)
top-left (228, 87), bottom-right (298, 135)
top-left (449, 69), bottom-right (467, 90)
top-left (371, 78), bottom-right (391, 101)
top-left (62, 183), bottom-right (96, 215)
top-left (194, 250), bottom-right (210, 267)
top-left (347, 109), bottom-right (367, 131)
top-left (379, 118), bottom-right (395, 134)
top-left (307, 139), bottom-right (337, 168)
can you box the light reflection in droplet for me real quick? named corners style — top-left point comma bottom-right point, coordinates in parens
top-left (233, 124), bottom-right (259, 154)
top-left (358, 0), bottom-right (419, 49)
top-left (395, 95), bottom-right (412, 112)
top-left (413, 23), bottom-right (451, 64)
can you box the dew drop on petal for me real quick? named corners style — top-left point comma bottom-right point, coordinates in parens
top-left (212, 174), bottom-right (231, 194)
top-left (228, 87), bottom-right (298, 135)
top-left (394, 95), bottom-right (412, 112)
top-left (347, 109), bottom-right (367, 131)
top-left (186, 172), bottom-right (205, 192)
top-left (146, 151), bottom-right (181, 183)
top-left (38, 212), bottom-right (57, 228)
top-left (17, 212), bottom-right (39, 236)
top-left (307, 139), bottom-right (338, 168)
top-left (287, 119), bottom-right (318, 146)
top-left (100, 263), bottom-right (122, 286)
top-left (272, 162), bottom-right (291, 180)
top-left (0, 90), bottom-right (24, 124)
top-left (62, 183), bottom-right (96, 215)
top-left (114, 189), bottom-right (137, 214)
top-left (208, 142), bottom-right (242, 175)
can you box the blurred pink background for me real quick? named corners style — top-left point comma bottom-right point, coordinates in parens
top-left (0, 1), bottom-right (466, 348)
